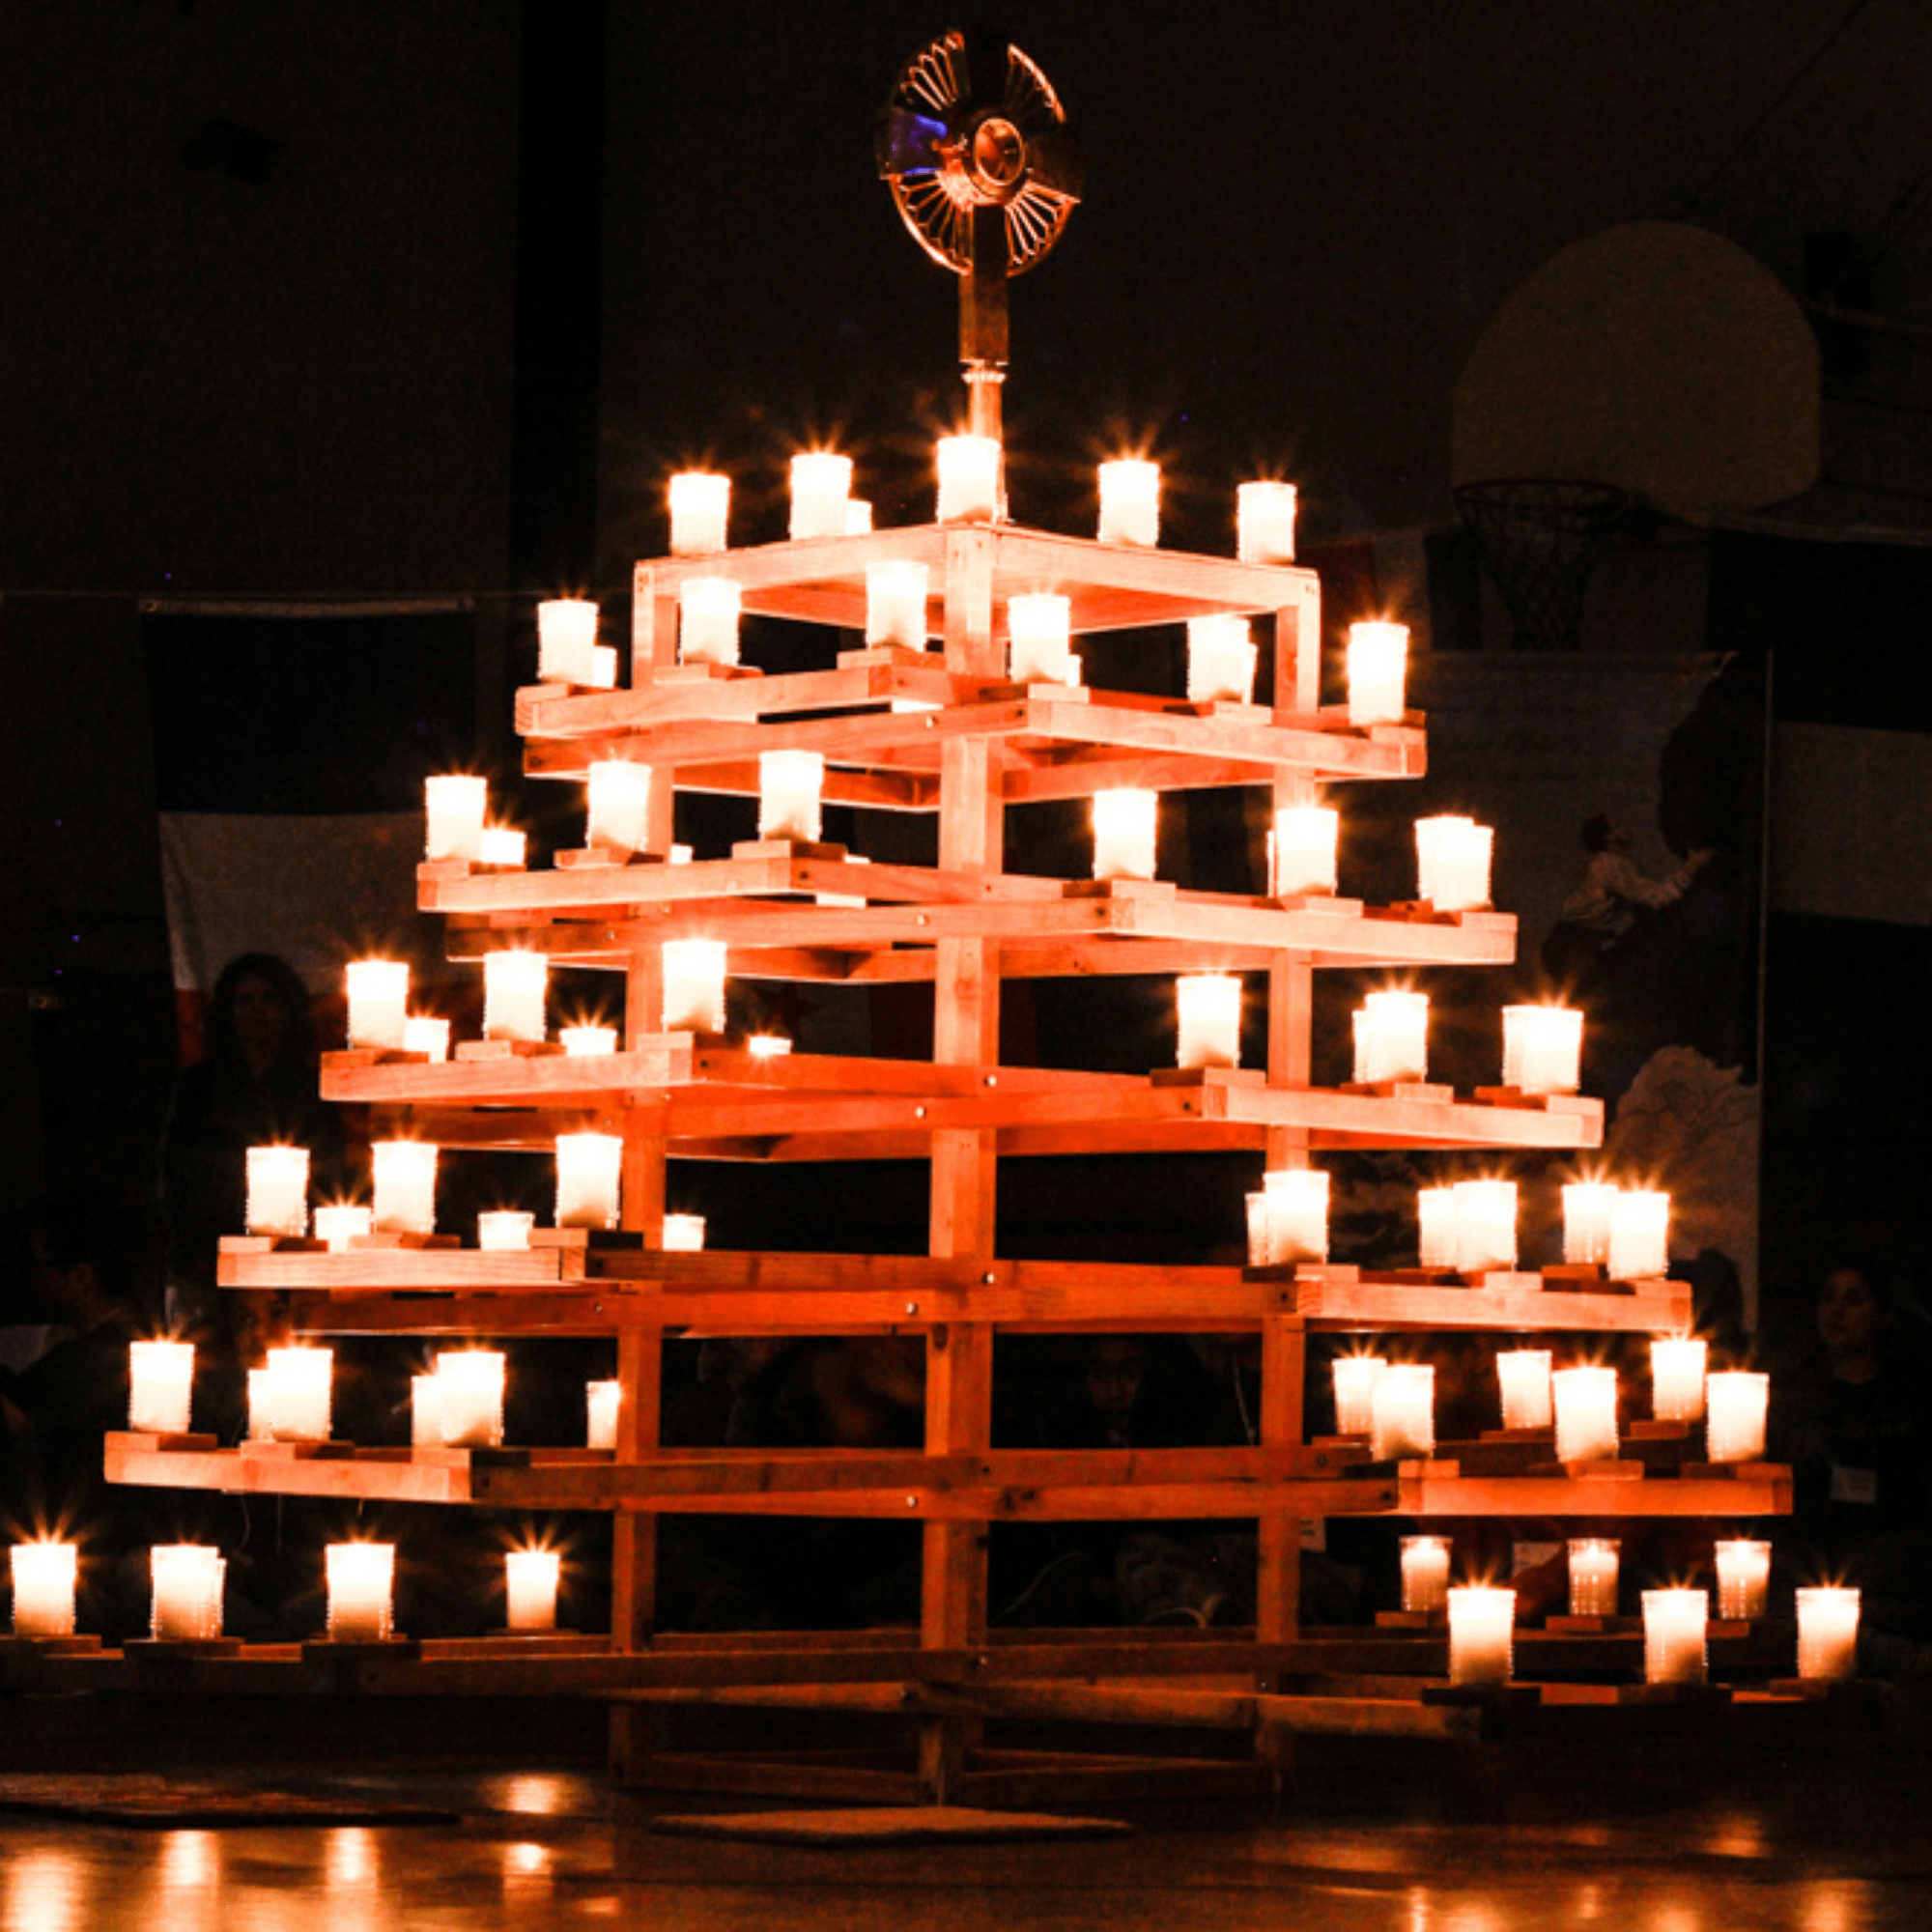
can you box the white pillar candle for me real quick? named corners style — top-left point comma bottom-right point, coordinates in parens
top-left (788, 452), bottom-right (852, 538)
top-left (423, 775), bottom-right (488, 863)
top-left (483, 950), bottom-right (548, 1044)
top-left (1269, 805), bottom-right (1339, 897)
top-left (1649, 1337), bottom-right (1708, 1422)
top-left (1257, 1167), bottom-right (1330, 1264)
top-left (1236, 481), bottom-right (1298, 565)
top-left (586, 645), bottom-right (618, 689)
top-left (1502, 1006), bottom-right (1583, 1095)
top-left (1796, 1586), bottom-right (1861, 1682)
top-left (506, 1549), bottom-right (561, 1634)
top-left (265, 1345), bottom-right (333, 1442)
top-left (560, 1024), bottom-right (617, 1057)
top-left (244, 1146), bottom-right (309, 1238)
top-left (1417, 1186), bottom-right (1458, 1268)
top-left (1495, 1349), bottom-right (1553, 1431)
top-left (1401, 1535), bottom-right (1452, 1614)
top-left (11, 1543), bottom-right (78, 1638)
top-left (150, 1545), bottom-right (223, 1641)
top-left (865, 559), bottom-right (930, 648)
top-left (586, 760), bottom-right (654, 853)
top-left (1609, 1190), bottom-right (1671, 1280)
top-left (1092, 789), bottom-right (1159, 881)
top-left (936, 434), bottom-right (1001, 522)
top-left (677, 577), bottom-right (742, 666)
top-left (661, 938), bottom-right (727, 1034)
top-left (314, 1204), bottom-right (372, 1253)
top-left (1448, 1585), bottom-right (1515, 1686)
top-left (1562, 1182), bottom-right (1619, 1265)
top-left (1007, 593), bottom-right (1073, 684)
top-left (1715, 1539), bottom-right (1772, 1621)
top-left (346, 959), bottom-right (409, 1051)
top-left (1331, 1355), bottom-right (1385, 1436)
top-left (586, 1379), bottom-right (622, 1451)
top-left (477, 1209), bottom-right (533, 1252)
top-left (747, 1033), bottom-right (792, 1059)
top-left (662, 1213), bottom-right (706, 1252)
top-left (1552, 1365), bottom-right (1619, 1463)
top-left (245, 1365), bottom-right (275, 1441)
top-left (372, 1141), bottom-right (438, 1236)
top-left (536, 598), bottom-right (599, 683)
top-left (436, 1351), bottom-right (505, 1449)
top-left (1176, 974), bottom-right (1242, 1069)
top-left (1370, 1362), bottom-right (1435, 1462)
top-left (1568, 1538), bottom-right (1621, 1618)
top-left (1705, 1370), bottom-right (1769, 1463)
top-left (1097, 459), bottom-right (1160, 546)
top-left (326, 1543), bottom-right (394, 1642)
top-left (1352, 989), bottom-right (1429, 1084)
top-left (555, 1131), bottom-right (623, 1231)
top-left (1185, 615), bottom-right (1258, 704)
top-left (1452, 1179), bottom-right (1518, 1274)
top-left (1415, 815), bottom-right (1493, 912)
top-left (128, 1340), bottom-right (195, 1435)
top-left (1347, 620), bottom-right (1408, 726)
top-left (758, 749), bottom-right (824, 842)
top-left (480, 825), bottom-right (526, 868)
top-left (410, 1374), bottom-right (442, 1448)
top-left (844, 497), bottom-right (873, 534)
top-left (404, 1015), bottom-right (450, 1062)
top-left (668, 470), bottom-right (730, 554)
top-left (1642, 1587), bottom-right (1709, 1686)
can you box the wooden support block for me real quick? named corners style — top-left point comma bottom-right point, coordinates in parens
top-left (1767, 1678), bottom-right (1881, 1704)
top-left (1376, 1611), bottom-right (1445, 1632)
top-left (1541, 1263), bottom-right (1607, 1284)
top-left (116, 1432), bottom-right (221, 1453)
top-left (1399, 1459), bottom-right (1463, 1480)
top-left (1419, 1683), bottom-right (1542, 1710)
top-left (837, 645), bottom-right (937, 668)
top-left (1628, 1420), bottom-right (1693, 1443)
top-left (1059, 878), bottom-right (1178, 900)
top-left (1544, 1616), bottom-right (1641, 1635)
top-left (554, 846), bottom-right (637, 870)
top-left (124, 1638), bottom-right (246, 1661)
top-left (324, 1048), bottom-right (429, 1068)
top-left (654, 663), bottom-right (763, 682)
top-left (1149, 1066), bottom-right (1267, 1088)
top-left (1681, 1462), bottom-right (1787, 1481)
top-left (455, 1039), bottom-right (561, 1060)
top-left (1477, 1429), bottom-right (1556, 1447)
top-left (729, 838), bottom-right (851, 862)
top-left (1525, 1460), bottom-right (1647, 1481)
top-left (340, 1232), bottom-right (460, 1250)
top-left (417, 857), bottom-right (475, 880)
top-left (1266, 894), bottom-right (1362, 917)
top-left (0, 1634), bottom-right (104, 1658)
top-left (1615, 1683), bottom-right (1734, 1706)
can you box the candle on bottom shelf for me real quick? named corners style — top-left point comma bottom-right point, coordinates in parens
top-left (10, 1543), bottom-right (78, 1638)
top-left (1551, 1365), bottom-right (1619, 1463)
top-left (314, 1204), bottom-right (373, 1253)
top-left (1562, 1182), bottom-right (1619, 1265)
top-left (1705, 1370), bottom-right (1769, 1463)
top-left (1447, 1586), bottom-right (1515, 1686)
top-left (1347, 621), bottom-right (1407, 726)
top-left (1092, 789), bottom-right (1158, 881)
top-left (560, 1024), bottom-right (617, 1058)
top-left (326, 1544), bottom-right (395, 1642)
top-left (346, 959), bottom-right (409, 1051)
top-left (1796, 1586), bottom-right (1861, 1681)
top-left (1236, 480), bottom-right (1296, 564)
top-left (586, 1379), bottom-right (622, 1451)
top-left (128, 1340), bottom-right (195, 1435)
top-left (661, 1213), bottom-right (706, 1253)
top-left (1642, 1587), bottom-right (1709, 1686)
top-left (1331, 1355), bottom-right (1384, 1436)
top-left (1370, 1363), bottom-right (1435, 1461)
top-left (668, 470), bottom-right (730, 554)
top-left (1714, 1539), bottom-right (1772, 1621)
top-left (150, 1545), bottom-right (224, 1641)
top-left (1184, 615), bottom-right (1256, 704)
top-left (661, 939), bottom-right (727, 1035)
top-left (264, 1345), bottom-right (333, 1442)
top-left (372, 1141), bottom-right (439, 1236)
top-left (1495, 1349), bottom-right (1553, 1432)
top-left (244, 1145), bottom-right (309, 1237)
top-left (1175, 974), bottom-right (1242, 1069)
top-left (1568, 1539), bottom-right (1620, 1618)
top-left (1096, 459), bottom-right (1159, 546)
top-left (1400, 1536), bottom-right (1451, 1614)
top-left (477, 1210), bottom-right (534, 1252)
top-left (757, 750), bottom-right (824, 843)
top-left (554, 1131), bottom-right (623, 1231)
top-left (436, 1351), bottom-right (505, 1449)
top-left (935, 434), bottom-right (1000, 522)
top-left (1650, 1336), bottom-right (1708, 1423)
top-left (506, 1549), bottom-right (562, 1634)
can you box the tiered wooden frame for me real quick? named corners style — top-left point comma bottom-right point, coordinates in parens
top-left (96, 522), bottom-right (1795, 1804)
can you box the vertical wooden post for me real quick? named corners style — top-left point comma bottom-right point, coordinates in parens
top-left (630, 563), bottom-right (679, 686)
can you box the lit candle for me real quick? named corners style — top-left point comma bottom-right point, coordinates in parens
top-left (586, 1379), bottom-right (622, 1451)
top-left (150, 1545), bottom-right (223, 1641)
top-left (536, 599), bottom-right (599, 683)
top-left (1552, 1365), bottom-right (1619, 1463)
top-left (1495, 1349), bottom-right (1553, 1431)
top-left (1796, 1586), bottom-right (1861, 1681)
top-left (1642, 1587), bottom-right (1709, 1686)
top-left (747, 1034), bottom-right (792, 1059)
top-left (404, 1015), bottom-right (450, 1062)
top-left (662, 1213), bottom-right (706, 1252)
top-left (1176, 974), bottom-right (1242, 1069)
top-left (865, 559), bottom-right (929, 648)
top-left (788, 452), bottom-right (852, 539)
top-left (1370, 1362), bottom-right (1435, 1461)
top-left (11, 1543), bottom-right (78, 1638)
top-left (1352, 989), bottom-right (1429, 1084)
top-left (346, 959), bottom-right (409, 1051)
top-left (506, 1549), bottom-right (561, 1634)
top-left (1185, 614), bottom-right (1257, 704)
top-left (758, 749), bottom-right (824, 842)
top-left (314, 1204), bottom-right (372, 1253)
top-left (1236, 481), bottom-right (1297, 565)
top-left (1609, 1190), bottom-right (1671, 1280)
top-left (477, 1210), bottom-right (533, 1252)
top-left (1254, 1167), bottom-right (1329, 1264)
top-left (586, 760), bottom-right (654, 853)
top-left (1096, 459), bottom-right (1160, 546)
top-left (1568, 1539), bottom-right (1621, 1618)
top-left (844, 497), bottom-right (873, 534)
top-left (1705, 1370), bottom-right (1769, 1463)
top-left (1401, 1535), bottom-right (1451, 1614)
top-left (410, 1374), bottom-right (442, 1448)
top-left (936, 434), bottom-right (1000, 522)
top-left (1346, 620), bottom-right (1407, 726)
top-left (1417, 1186), bottom-right (1458, 1268)
top-left (1448, 1585), bottom-right (1515, 1686)
top-left (245, 1366), bottom-right (274, 1440)
top-left (483, 950), bottom-right (548, 1043)
top-left (1452, 1179), bottom-right (1518, 1274)
top-left (586, 645), bottom-right (618, 689)
top-left (1092, 789), bottom-right (1159, 881)
top-left (423, 775), bottom-right (488, 863)
top-left (1008, 592), bottom-right (1074, 684)
top-left (480, 825), bottom-right (526, 868)
top-left (560, 1024), bottom-right (617, 1057)
top-left (1269, 805), bottom-right (1339, 897)
top-left (1650, 1337), bottom-right (1708, 1422)
top-left (555, 1131), bottom-right (622, 1231)
top-left (1562, 1182), bottom-right (1619, 1265)
top-left (1331, 1355), bottom-right (1384, 1436)
top-left (128, 1340), bottom-right (195, 1435)
top-left (326, 1543), bottom-right (394, 1642)
top-left (244, 1146), bottom-right (309, 1238)
top-left (661, 938), bottom-right (727, 1034)
top-left (1715, 1539), bottom-right (1772, 1620)
top-left (372, 1141), bottom-right (438, 1236)
top-left (265, 1345), bottom-right (332, 1442)
top-left (677, 577), bottom-right (742, 666)
top-left (1415, 814), bottom-right (1493, 912)
top-left (1501, 1006), bottom-right (1583, 1095)
top-left (668, 470), bottom-right (730, 555)
top-left (436, 1351), bottom-right (505, 1449)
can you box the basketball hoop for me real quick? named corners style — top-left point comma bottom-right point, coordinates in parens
top-left (1453, 479), bottom-right (1638, 653)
